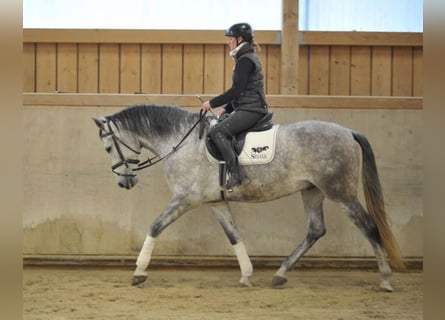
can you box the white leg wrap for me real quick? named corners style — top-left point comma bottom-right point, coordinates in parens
top-left (233, 242), bottom-right (253, 277)
top-left (136, 235), bottom-right (156, 270)
top-left (275, 265), bottom-right (287, 277)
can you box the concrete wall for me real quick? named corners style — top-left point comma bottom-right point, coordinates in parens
top-left (23, 105), bottom-right (422, 259)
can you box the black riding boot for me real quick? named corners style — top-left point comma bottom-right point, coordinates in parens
top-left (213, 132), bottom-right (245, 189)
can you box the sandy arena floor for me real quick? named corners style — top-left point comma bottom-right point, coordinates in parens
top-left (23, 267), bottom-right (422, 320)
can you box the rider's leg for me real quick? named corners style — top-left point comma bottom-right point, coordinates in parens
top-left (211, 131), bottom-right (244, 188)
top-left (208, 110), bottom-right (263, 188)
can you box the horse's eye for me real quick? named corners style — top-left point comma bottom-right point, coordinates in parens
top-left (105, 146), bottom-right (112, 153)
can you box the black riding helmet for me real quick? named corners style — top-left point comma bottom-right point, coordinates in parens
top-left (224, 23), bottom-right (254, 42)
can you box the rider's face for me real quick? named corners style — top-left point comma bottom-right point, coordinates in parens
top-left (227, 36), bottom-right (242, 50)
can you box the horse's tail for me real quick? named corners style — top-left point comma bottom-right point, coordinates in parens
top-left (352, 131), bottom-right (406, 271)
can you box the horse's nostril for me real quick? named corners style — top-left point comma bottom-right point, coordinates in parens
top-left (118, 182), bottom-right (125, 188)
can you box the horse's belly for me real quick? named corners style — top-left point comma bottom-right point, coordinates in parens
top-left (227, 179), bottom-right (312, 202)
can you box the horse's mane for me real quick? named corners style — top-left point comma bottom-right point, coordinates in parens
top-left (107, 104), bottom-right (198, 138)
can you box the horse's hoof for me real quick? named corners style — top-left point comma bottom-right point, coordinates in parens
top-left (239, 276), bottom-right (253, 287)
top-left (380, 280), bottom-right (394, 292)
top-left (272, 275), bottom-right (288, 288)
top-left (132, 275), bottom-right (147, 286)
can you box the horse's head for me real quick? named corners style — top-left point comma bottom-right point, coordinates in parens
top-left (93, 116), bottom-right (141, 189)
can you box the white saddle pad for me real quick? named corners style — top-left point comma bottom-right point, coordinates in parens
top-left (207, 125), bottom-right (279, 165)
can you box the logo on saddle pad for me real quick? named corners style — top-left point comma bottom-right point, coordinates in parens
top-left (207, 125), bottom-right (279, 165)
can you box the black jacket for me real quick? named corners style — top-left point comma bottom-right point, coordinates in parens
top-left (210, 42), bottom-right (267, 114)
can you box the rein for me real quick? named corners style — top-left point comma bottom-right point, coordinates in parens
top-left (133, 109), bottom-right (208, 171)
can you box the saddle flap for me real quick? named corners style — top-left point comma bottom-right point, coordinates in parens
top-left (207, 125), bottom-right (279, 165)
top-left (204, 112), bottom-right (275, 163)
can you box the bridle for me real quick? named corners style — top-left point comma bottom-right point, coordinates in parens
top-left (100, 121), bottom-right (141, 178)
top-left (102, 110), bottom-right (207, 178)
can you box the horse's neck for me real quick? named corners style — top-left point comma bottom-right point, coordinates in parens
top-left (137, 133), bottom-right (180, 156)
top-left (134, 111), bottom-right (201, 156)
top-left (137, 135), bottom-right (161, 156)
top-left (139, 126), bottom-right (201, 157)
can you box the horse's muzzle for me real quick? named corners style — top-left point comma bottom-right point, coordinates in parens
top-left (118, 176), bottom-right (138, 189)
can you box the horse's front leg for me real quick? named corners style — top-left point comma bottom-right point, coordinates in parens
top-left (132, 196), bottom-right (193, 286)
top-left (210, 202), bottom-right (253, 287)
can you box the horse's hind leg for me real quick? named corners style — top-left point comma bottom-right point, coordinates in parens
top-left (342, 198), bottom-right (394, 292)
top-left (273, 187), bottom-right (326, 287)
top-left (210, 202), bottom-right (253, 287)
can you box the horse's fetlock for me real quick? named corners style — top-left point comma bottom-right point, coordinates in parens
top-left (150, 222), bottom-right (163, 238)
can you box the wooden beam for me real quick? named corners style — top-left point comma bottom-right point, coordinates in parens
top-left (23, 93), bottom-right (423, 110)
top-left (300, 31), bottom-right (423, 47)
top-left (23, 29), bottom-right (423, 47)
top-left (280, 0), bottom-right (299, 94)
top-left (23, 29), bottom-right (281, 45)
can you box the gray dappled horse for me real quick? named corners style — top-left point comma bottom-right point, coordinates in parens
top-left (93, 104), bottom-right (405, 291)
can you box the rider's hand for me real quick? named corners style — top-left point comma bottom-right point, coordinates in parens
top-left (201, 100), bottom-right (211, 111)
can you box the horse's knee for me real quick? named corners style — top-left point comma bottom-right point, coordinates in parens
top-left (308, 225), bottom-right (326, 241)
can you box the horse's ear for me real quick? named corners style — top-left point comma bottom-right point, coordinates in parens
top-left (92, 117), bottom-right (106, 130)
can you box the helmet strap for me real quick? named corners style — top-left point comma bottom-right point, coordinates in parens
top-left (236, 36), bottom-right (243, 47)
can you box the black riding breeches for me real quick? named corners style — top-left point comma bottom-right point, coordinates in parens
top-left (208, 110), bottom-right (265, 141)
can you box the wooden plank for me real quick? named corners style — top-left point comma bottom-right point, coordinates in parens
top-left (371, 47), bottom-right (392, 96)
top-left (204, 44), bottom-right (225, 94)
top-left (24, 29), bottom-right (281, 45)
top-left (329, 46), bottom-right (351, 95)
top-left (266, 45), bottom-right (281, 95)
top-left (35, 43), bottom-right (57, 92)
top-left (183, 44), bottom-right (204, 94)
top-left (300, 31), bottom-right (423, 46)
top-left (412, 47), bottom-right (423, 96)
top-left (350, 46), bottom-right (371, 95)
top-left (280, 0), bottom-right (299, 94)
top-left (78, 43), bottom-right (99, 93)
top-left (120, 44), bottom-right (141, 93)
top-left (98, 44), bottom-right (120, 93)
top-left (162, 44), bottom-right (183, 94)
top-left (224, 49), bottom-right (233, 91)
top-left (23, 93), bottom-right (423, 110)
top-left (309, 46), bottom-right (330, 95)
top-left (256, 46), bottom-right (268, 93)
top-left (23, 43), bottom-right (36, 92)
top-left (392, 47), bottom-right (413, 96)
top-left (141, 44), bottom-right (162, 94)
top-left (298, 46), bottom-right (308, 95)
top-left (56, 43), bottom-right (77, 93)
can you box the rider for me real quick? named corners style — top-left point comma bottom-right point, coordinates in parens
top-left (201, 22), bottom-right (268, 189)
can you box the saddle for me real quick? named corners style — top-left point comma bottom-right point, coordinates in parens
top-left (201, 112), bottom-right (274, 161)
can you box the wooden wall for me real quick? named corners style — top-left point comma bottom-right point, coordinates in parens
top-left (23, 29), bottom-right (423, 97)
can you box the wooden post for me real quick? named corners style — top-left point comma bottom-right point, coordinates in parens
top-left (280, 0), bottom-right (299, 94)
